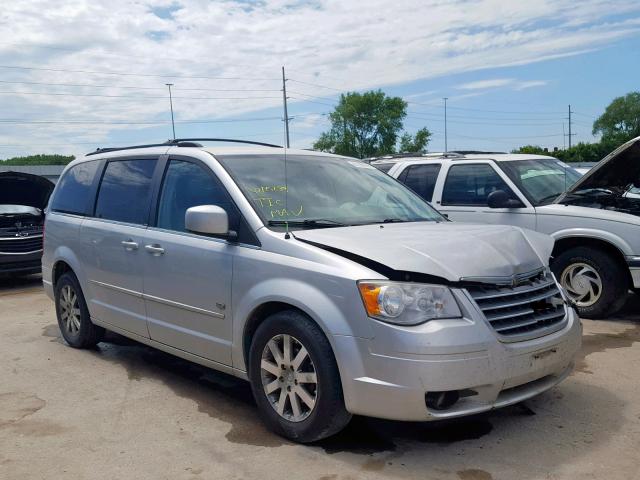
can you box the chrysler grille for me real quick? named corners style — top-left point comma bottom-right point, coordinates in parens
top-left (0, 234), bottom-right (44, 254)
top-left (466, 271), bottom-right (567, 341)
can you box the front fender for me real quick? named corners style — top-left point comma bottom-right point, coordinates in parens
top-left (231, 276), bottom-right (372, 372)
top-left (550, 228), bottom-right (634, 256)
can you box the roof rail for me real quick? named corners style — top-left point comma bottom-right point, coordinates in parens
top-left (450, 150), bottom-right (506, 155)
top-left (86, 137), bottom-right (283, 156)
top-left (365, 151), bottom-right (466, 162)
top-left (167, 138), bottom-right (282, 148)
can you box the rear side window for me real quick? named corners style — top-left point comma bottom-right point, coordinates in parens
top-left (372, 162), bottom-right (393, 173)
top-left (442, 164), bottom-right (517, 206)
top-left (50, 161), bottom-right (101, 215)
top-left (156, 159), bottom-right (239, 233)
top-left (400, 164), bottom-right (441, 202)
top-left (95, 159), bottom-right (157, 225)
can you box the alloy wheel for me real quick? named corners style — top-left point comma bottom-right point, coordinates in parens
top-left (560, 262), bottom-right (603, 307)
top-left (59, 285), bottom-right (81, 335)
top-left (260, 334), bottom-right (318, 422)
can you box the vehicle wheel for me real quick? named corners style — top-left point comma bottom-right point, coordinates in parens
top-left (54, 272), bottom-right (104, 348)
top-left (552, 247), bottom-right (628, 319)
top-left (248, 310), bottom-right (352, 443)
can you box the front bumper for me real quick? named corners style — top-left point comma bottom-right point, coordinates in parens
top-left (333, 305), bottom-right (581, 421)
top-left (0, 251), bottom-right (42, 275)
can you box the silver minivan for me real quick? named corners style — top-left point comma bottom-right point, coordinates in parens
top-left (43, 140), bottom-right (581, 442)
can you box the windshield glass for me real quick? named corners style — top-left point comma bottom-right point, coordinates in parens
top-left (498, 158), bottom-right (582, 206)
top-left (217, 154), bottom-right (444, 228)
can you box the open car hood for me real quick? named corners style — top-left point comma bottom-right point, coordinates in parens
top-left (0, 171), bottom-right (54, 211)
top-left (294, 222), bottom-right (554, 283)
top-left (562, 136), bottom-right (640, 195)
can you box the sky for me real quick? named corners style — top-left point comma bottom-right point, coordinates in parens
top-left (0, 0), bottom-right (639, 159)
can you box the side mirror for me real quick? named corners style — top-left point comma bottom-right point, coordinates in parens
top-left (185, 205), bottom-right (235, 238)
top-left (487, 190), bottom-right (523, 209)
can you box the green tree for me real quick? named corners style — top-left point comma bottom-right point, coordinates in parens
top-left (313, 90), bottom-right (430, 158)
top-left (0, 154), bottom-right (75, 165)
top-left (593, 91), bottom-right (640, 145)
top-left (399, 127), bottom-right (432, 153)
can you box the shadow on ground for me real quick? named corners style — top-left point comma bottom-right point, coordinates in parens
top-left (41, 321), bottom-right (632, 480)
top-left (0, 274), bottom-right (42, 294)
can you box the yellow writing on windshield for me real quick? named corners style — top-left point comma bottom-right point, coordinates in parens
top-left (248, 185), bottom-right (288, 194)
top-left (270, 205), bottom-right (304, 218)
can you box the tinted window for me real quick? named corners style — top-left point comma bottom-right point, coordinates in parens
top-left (442, 164), bottom-right (517, 206)
top-left (372, 162), bottom-right (393, 173)
top-left (95, 159), bottom-right (156, 224)
top-left (401, 164), bottom-right (441, 202)
top-left (156, 160), bottom-right (239, 233)
top-left (50, 161), bottom-right (101, 215)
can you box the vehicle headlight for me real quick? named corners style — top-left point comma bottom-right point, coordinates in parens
top-left (357, 281), bottom-right (462, 325)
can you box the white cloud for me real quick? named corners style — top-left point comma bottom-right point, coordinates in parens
top-left (457, 78), bottom-right (515, 90)
top-left (456, 78), bottom-right (548, 91)
top-left (0, 0), bottom-right (638, 156)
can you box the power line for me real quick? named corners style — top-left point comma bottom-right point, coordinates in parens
top-left (0, 131), bottom-right (286, 148)
top-left (0, 116), bottom-right (283, 125)
top-left (0, 90), bottom-right (281, 100)
top-left (0, 63), bottom-right (280, 81)
top-left (0, 80), bottom-right (280, 92)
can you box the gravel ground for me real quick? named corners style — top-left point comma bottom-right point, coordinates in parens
top-left (1, 275), bottom-right (639, 480)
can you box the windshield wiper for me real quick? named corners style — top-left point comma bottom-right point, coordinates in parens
top-left (536, 193), bottom-right (562, 205)
top-left (267, 219), bottom-right (348, 228)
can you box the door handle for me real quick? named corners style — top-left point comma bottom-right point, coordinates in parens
top-left (145, 244), bottom-right (165, 256)
top-left (121, 239), bottom-right (139, 251)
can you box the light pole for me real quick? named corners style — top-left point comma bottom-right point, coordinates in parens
top-left (443, 97), bottom-right (448, 153)
top-left (166, 83), bottom-right (176, 140)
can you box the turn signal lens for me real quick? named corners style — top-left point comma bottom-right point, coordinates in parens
top-left (358, 283), bottom-right (382, 316)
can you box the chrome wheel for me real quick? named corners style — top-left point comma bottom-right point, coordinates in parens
top-left (59, 285), bottom-right (81, 335)
top-left (560, 262), bottom-right (602, 307)
top-left (260, 334), bottom-right (318, 422)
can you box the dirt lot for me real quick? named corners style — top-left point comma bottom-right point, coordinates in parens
top-left (1, 276), bottom-right (639, 480)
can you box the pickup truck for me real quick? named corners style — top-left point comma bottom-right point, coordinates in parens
top-left (374, 137), bottom-right (640, 318)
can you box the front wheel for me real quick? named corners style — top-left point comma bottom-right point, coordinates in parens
top-left (248, 310), bottom-right (351, 443)
top-left (552, 247), bottom-right (628, 319)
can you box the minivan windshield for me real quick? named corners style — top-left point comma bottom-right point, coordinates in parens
top-left (217, 154), bottom-right (444, 228)
top-left (498, 158), bottom-right (582, 206)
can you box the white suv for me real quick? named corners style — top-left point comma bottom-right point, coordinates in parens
top-left (378, 138), bottom-right (640, 319)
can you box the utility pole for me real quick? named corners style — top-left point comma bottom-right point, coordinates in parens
top-left (282, 66), bottom-right (290, 148)
top-left (567, 104), bottom-right (575, 149)
top-left (166, 83), bottom-right (176, 140)
top-left (562, 123), bottom-right (566, 150)
top-left (443, 97), bottom-right (448, 153)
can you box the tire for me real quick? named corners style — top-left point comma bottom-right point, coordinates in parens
top-left (552, 247), bottom-right (628, 319)
top-left (248, 310), bottom-right (352, 443)
top-left (54, 272), bottom-right (105, 348)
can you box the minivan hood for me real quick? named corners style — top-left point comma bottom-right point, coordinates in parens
top-left (294, 222), bottom-right (553, 283)
top-left (0, 171), bottom-right (54, 210)
top-left (562, 136), bottom-right (640, 195)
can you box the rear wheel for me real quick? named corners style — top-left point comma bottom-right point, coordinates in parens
top-left (552, 247), bottom-right (628, 319)
top-left (248, 310), bottom-right (351, 443)
top-left (54, 272), bottom-right (104, 348)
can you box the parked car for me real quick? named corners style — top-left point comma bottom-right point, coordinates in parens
top-left (43, 139), bottom-right (581, 442)
top-left (380, 139), bottom-right (640, 318)
top-left (0, 171), bottom-right (54, 276)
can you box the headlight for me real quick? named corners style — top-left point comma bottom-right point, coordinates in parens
top-left (357, 281), bottom-right (462, 325)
